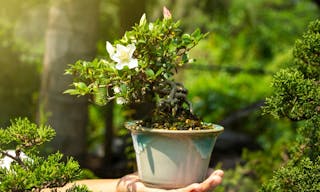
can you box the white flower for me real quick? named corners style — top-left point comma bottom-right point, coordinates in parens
top-left (116, 97), bottom-right (127, 105)
top-left (0, 150), bottom-right (29, 170)
top-left (106, 41), bottom-right (138, 70)
top-left (113, 86), bottom-right (121, 94)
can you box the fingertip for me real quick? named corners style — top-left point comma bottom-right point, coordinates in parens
top-left (210, 175), bottom-right (223, 186)
top-left (213, 169), bottom-right (224, 177)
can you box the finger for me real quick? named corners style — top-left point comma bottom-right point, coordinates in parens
top-left (153, 170), bottom-right (225, 192)
top-left (202, 176), bottom-right (223, 191)
top-left (169, 183), bottom-right (201, 192)
top-left (206, 168), bottom-right (224, 178)
top-left (198, 170), bottom-right (224, 191)
top-left (212, 169), bottom-right (224, 177)
top-left (127, 181), bottom-right (147, 192)
top-left (127, 180), bottom-right (170, 192)
top-left (117, 174), bottom-right (140, 192)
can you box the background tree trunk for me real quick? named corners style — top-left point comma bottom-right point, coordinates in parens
top-left (40, 0), bottom-right (100, 160)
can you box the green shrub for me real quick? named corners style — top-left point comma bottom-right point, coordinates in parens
top-left (213, 16), bottom-right (320, 192)
top-left (0, 118), bottom-right (90, 192)
top-left (261, 19), bottom-right (320, 192)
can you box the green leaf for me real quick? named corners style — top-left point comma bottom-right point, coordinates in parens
top-left (120, 84), bottom-right (128, 93)
top-left (145, 69), bottom-right (155, 78)
top-left (155, 68), bottom-right (165, 77)
top-left (63, 89), bottom-right (80, 95)
top-left (181, 54), bottom-right (189, 64)
top-left (182, 33), bottom-right (191, 39)
top-left (191, 28), bottom-right (201, 37)
top-left (75, 82), bottom-right (88, 90)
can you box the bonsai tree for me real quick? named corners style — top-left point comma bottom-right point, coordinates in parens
top-left (0, 118), bottom-right (89, 192)
top-left (261, 19), bottom-right (320, 191)
top-left (64, 7), bottom-right (208, 130)
top-left (65, 7), bottom-right (223, 189)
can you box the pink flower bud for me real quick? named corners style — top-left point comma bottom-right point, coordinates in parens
top-left (163, 6), bottom-right (172, 19)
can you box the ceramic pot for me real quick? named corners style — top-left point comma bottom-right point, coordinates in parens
top-left (125, 122), bottom-right (224, 189)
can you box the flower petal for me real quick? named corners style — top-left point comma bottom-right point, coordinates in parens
top-left (149, 23), bottom-right (154, 30)
top-left (115, 63), bottom-right (124, 70)
top-left (116, 97), bottom-right (126, 105)
top-left (113, 86), bottom-right (121, 93)
top-left (128, 58), bottom-right (138, 69)
top-left (116, 44), bottom-right (128, 52)
top-left (106, 41), bottom-right (115, 56)
top-left (139, 13), bottom-right (147, 26)
top-left (127, 44), bottom-right (136, 57)
top-left (111, 54), bottom-right (121, 63)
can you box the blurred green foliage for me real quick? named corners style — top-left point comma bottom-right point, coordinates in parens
top-left (187, 0), bottom-right (318, 127)
top-left (0, 0), bottom-right (47, 126)
top-left (181, 0), bottom-right (319, 191)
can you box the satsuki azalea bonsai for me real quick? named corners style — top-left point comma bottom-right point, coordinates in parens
top-left (65, 7), bottom-right (223, 189)
top-left (65, 7), bottom-right (206, 129)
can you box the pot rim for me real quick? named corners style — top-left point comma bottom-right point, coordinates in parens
top-left (125, 121), bottom-right (224, 135)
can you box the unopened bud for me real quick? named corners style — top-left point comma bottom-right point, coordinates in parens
top-left (163, 6), bottom-right (172, 19)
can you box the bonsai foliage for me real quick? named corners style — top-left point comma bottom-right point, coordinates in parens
top-left (65, 7), bottom-right (207, 130)
top-left (0, 118), bottom-right (88, 192)
top-left (261, 19), bottom-right (320, 191)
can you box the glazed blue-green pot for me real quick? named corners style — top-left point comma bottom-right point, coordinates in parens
top-left (125, 122), bottom-right (224, 189)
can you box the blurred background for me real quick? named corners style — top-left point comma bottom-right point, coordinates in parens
top-left (0, 0), bottom-right (319, 191)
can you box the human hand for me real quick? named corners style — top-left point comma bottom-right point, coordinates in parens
top-left (116, 168), bottom-right (224, 192)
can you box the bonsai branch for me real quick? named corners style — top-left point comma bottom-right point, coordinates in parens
top-left (155, 80), bottom-right (194, 118)
top-left (0, 149), bottom-right (27, 170)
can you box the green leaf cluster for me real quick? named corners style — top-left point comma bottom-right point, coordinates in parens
top-left (293, 20), bottom-right (320, 80)
top-left (65, 10), bottom-right (206, 128)
top-left (65, 14), bottom-right (205, 104)
top-left (0, 118), bottom-right (89, 192)
top-left (64, 59), bottom-right (116, 105)
top-left (260, 156), bottom-right (320, 192)
top-left (264, 68), bottom-right (319, 121)
top-left (0, 118), bottom-right (55, 151)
